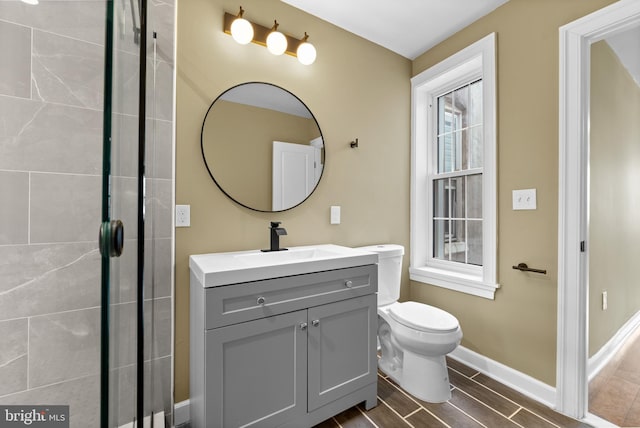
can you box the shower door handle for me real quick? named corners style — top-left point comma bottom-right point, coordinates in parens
top-left (99, 220), bottom-right (124, 257)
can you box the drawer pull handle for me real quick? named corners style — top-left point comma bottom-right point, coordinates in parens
top-left (312, 319), bottom-right (320, 327)
top-left (257, 296), bottom-right (266, 305)
top-left (300, 322), bottom-right (308, 330)
top-left (344, 280), bottom-right (353, 288)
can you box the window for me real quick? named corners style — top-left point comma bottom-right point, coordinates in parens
top-left (410, 33), bottom-right (498, 299)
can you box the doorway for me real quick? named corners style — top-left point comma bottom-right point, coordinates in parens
top-left (557, 0), bottom-right (640, 421)
top-left (272, 141), bottom-right (322, 211)
top-left (585, 25), bottom-right (640, 426)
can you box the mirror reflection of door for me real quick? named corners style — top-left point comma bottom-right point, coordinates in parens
top-left (272, 141), bottom-right (322, 211)
top-left (587, 24), bottom-right (640, 427)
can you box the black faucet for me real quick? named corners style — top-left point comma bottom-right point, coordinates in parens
top-left (261, 221), bottom-right (288, 252)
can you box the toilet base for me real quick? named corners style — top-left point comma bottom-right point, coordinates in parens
top-left (379, 350), bottom-right (452, 403)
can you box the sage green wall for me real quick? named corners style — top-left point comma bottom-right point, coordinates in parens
top-left (589, 40), bottom-right (640, 356)
top-left (176, 0), bottom-right (411, 402)
top-left (411, 0), bottom-right (616, 386)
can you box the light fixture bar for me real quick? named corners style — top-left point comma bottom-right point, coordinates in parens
top-left (223, 12), bottom-right (305, 58)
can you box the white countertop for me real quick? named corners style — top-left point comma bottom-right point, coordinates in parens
top-left (189, 244), bottom-right (378, 287)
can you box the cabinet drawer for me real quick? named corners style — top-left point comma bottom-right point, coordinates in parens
top-left (205, 264), bottom-right (377, 329)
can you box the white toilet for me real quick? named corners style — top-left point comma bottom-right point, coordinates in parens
top-left (357, 244), bottom-right (462, 403)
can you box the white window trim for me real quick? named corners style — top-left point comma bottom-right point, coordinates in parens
top-left (410, 32), bottom-right (498, 300)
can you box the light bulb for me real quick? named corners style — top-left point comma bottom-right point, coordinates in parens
top-left (230, 8), bottom-right (253, 45)
top-left (231, 18), bottom-right (253, 44)
top-left (267, 30), bottom-right (287, 55)
top-left (21, 0), bottom-right (39, 4)
top-left (297, 40), bottom-right (316, 65)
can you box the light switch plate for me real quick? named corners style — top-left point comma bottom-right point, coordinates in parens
top-left (330, 206), bottom-right (340, 224)
top-left (512, 189), bottom-right (537, 210)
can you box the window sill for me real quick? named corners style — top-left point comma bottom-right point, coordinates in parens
top-left (409, 266), bottom-right (499, 299)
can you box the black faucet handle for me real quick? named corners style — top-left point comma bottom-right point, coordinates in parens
top-left (270, 221), bottom-right (282, 228)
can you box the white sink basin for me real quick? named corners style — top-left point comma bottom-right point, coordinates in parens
top-left (234, 247), bottom-right (345, 266)
top-left (190, 244), bottom-right (378, 287)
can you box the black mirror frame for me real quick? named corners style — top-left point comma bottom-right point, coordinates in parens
top-left (200, 82), bottom-right (325, 213)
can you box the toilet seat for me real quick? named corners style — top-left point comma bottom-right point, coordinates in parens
top-left (389, 301), bottom-right (459, 333)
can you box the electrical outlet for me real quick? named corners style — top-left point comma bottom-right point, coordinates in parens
top-left (602, 291), bottom-right (608, 311)
top-left (176, 204), bottom-right (190, 227)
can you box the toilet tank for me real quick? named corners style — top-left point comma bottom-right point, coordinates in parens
top-left (357, 245), bottom-right (404, 306)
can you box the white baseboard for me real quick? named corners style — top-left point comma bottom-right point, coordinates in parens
top-left (449, 346), bottom-right (628, 426)
top-left (581, 412), bottom-right (619, 428)
top-left (174, 400), bottom-right (190, 426)
top-left (449, 345), bottom-right (557, 408)
top-left (588, 310), bottom-right (640, 381)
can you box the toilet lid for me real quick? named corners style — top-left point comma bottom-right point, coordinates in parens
top-left (389, 301), bottom-right (459, 333)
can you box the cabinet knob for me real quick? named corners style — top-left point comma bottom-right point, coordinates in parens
top-left (344, 280), bottom-right (353, 288)
top-left (312, 319), bottom-right (320, 327)
top-left (300, 322), bottom-right (308, 330)
top-left (257, 296), bottom-right (266, 305)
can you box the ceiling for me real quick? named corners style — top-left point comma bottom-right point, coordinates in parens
top-left (280, 1), bottom-right (639, 85)
top-left (281, 0), bottom-right (510, 60)
top-left (220, 83), bottom-right (313, 118)
top-left (606, 27), bottom-right (640, 87)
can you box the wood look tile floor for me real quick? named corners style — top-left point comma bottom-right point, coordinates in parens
top-left (589, 326), bottom-right (640, 427)
top-left (313, 357), bottom-right (592, 428)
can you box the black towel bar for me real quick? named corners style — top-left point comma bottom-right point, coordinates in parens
top-left (512, 263), bottom-right (547, 275)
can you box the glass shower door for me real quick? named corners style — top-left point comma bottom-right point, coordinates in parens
top-left (100, 0), bottom-right (146, 426)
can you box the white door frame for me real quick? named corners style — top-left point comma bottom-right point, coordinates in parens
top-left (557, 0), bottom-right (640, 418)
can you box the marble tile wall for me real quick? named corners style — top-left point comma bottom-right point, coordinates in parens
top-left (0, 1), bottom-right (175, 427)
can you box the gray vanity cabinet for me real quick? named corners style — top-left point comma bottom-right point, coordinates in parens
top-left (190, 264), bottom-right (378, 428)
top-left (206, 309), bottom-right (308, 428)
top-left (307, 295), bottom-right (377, 412)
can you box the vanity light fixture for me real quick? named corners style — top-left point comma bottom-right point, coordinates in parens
top-left (296, 33), bottom-right (317, 65)
top-left (223, 8), bottom-right (317, 65)
top-left (266, 21), bottom-right (287, 56)
top-left (230, 6), bottom-right (254, 45)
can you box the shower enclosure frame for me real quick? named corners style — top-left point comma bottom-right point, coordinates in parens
top-left (99, 0), bottom-right (154, 426)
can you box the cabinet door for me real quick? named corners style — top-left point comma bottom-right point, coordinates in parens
top-left (205, 310), bottom-right (308, 428)
top-left (307, 294), bottom-right (377, 411)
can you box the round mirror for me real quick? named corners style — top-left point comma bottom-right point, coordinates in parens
top-left (201, 82), bottom-right (324, 212)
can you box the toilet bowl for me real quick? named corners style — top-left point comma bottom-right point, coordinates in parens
top-left (356, 245), bottom-right (462, 403)
top-left (378, 301), bottom-right (462, 402)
